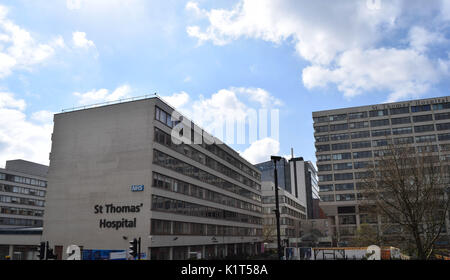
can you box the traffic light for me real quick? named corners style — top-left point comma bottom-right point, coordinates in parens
top-left (46, 241), bottom-right (57, 260)
top-left (129, 238), bottom-right (138, 259)
top-left (37, 242), bottom-right (46, 260)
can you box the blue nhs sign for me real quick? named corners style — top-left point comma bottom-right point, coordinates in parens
top-left (131, 185), bottom-right (144, 192)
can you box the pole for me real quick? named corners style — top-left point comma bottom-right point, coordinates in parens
top-left (272, 156), bottom-right (283, 260)
top-left (138, 237), bottom-right (141, 260)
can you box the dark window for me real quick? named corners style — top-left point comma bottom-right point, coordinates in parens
top-left (370, 119), bottom-right (390, 127)
top-left (317, 154), bottom-right (331, 162)
top-left (413, 114), bottom-right (433, 123)
top-left (313, 116), bottom-right (329, 123)
top-left (315, 125), bottom-right (329, 133)
top-left (390, 107), bottom-right (410, 115)
top-left (329, 114), bottom-right (347, 122)
top-left (372, 139), bottom-right (391, 147)
top-left (317, 164), bottom-right (332, 172)
top-left (334, 173), bottom-right (353, 181)
top-left (354, 161), bottom-right (370, 169)
top-left (353, 151), bottom-right (372, 159)
top-left (435, 112), bottom-right (450, 120)
top-left (332, 143), bottom-right (351, 151)
top-left (438, 133), bottom-right (450, 141)
top-left (319, 184), bottom-right (334, 192)
top-left (349, 121), bottom-right (369, 129)
top-left (348, 112), bottom-right (368, 120)
top-left (436, 123), bottom-right (450, 131)
top-left (415, 135), bottom-right (436, 143)
top-left (371, 129), bottom-right (391, 137)
top-left (394, 137), bottom-right (414, 145)
top-left (319, 174), bottom-right (333, 182)
top-left (315, 135), bottom-right (329, 142)
top-left (330, 133), bottom-right (349, 141)
top-left (391, 116), bottom-right (411, 125)
top-left (414, 124), bottom-right (435, 133)
top-left (352, 141), bottom-right (371, 149)
top-left (433, 103), bottom-right (450, 111)
top-left (392, 126), bottom-right (412, 135)
top-left (369, 109), bottom-right (388, 117)
top-left (330, 123), bottom-right (348, 131)
top-left (338, 206), bottom-right (356, 214)
top-left (332, 153), bottom-right (352, 160)
top-left (333, 162), bottom-right (353, 170)
top-left (351, 131), bottom-right (370, 139)
top-left (411, 105), bottom-right (431, 113)
top-left (316, 144), bottom-right (331, 152)
top-left (335, 183), bottom-right (354, 191)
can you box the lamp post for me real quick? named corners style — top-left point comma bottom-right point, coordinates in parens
top-left (271, 156), bottom-right (283, 260)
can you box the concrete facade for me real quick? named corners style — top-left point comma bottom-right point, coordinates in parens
top-left (43, 96), bottom-right (263, 260)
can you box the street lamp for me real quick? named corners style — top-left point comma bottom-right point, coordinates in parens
top-left (271, 155), bottom-right (283, 260)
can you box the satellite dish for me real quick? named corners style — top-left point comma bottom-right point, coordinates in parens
top-left (66, 245), bottom-right (81, 260)
top-left (366, 245), bottom-right (381, 260)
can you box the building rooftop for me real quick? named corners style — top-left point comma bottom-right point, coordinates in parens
top-left (5, 160), bottom-right (48, 178)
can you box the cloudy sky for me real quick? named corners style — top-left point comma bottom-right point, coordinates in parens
top-left (0, 0), bottom-right (450, 167)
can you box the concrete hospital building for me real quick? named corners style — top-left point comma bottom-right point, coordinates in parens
top-left (42, 96), bottom-right (263, 260)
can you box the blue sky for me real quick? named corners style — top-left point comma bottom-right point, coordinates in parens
top-left (0, 0), bottom-right (450, 167)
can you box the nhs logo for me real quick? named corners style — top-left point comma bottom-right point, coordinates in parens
top-left (131, 185), bottom-right (144, 192)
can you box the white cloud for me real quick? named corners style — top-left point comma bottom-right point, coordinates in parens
top-left (0, 4), bottom-right (61, 78)
top-left (302, 48), bottom-right (440, 102)
top-left (186, 0), bottom-right (450, 102)
top-left (0, 92), bottom-right (52, 167)
top-left (240, 137), bottom-right (280, 164)
top-left (72, 31), bottom-right (96, 49)
top-left (74, 84), bottom-right (132, 105)
top-left (161, 91), bottom-right (190, 109)
top-left (31, 110), bottom-right (54, 123)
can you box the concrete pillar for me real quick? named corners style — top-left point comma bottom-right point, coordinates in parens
top-left (202, 245), bottom-right (206, 260)
top-left (8, 245), bottom-right (13, 260)
top-left (169, 247), bottom-right (173, 260)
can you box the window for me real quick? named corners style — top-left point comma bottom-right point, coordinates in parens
top-left (349, 112), bottom-right (368, 119)
top-left (433, 103), bottom-right (450, 110)
top-left (414, 124), bottom-right (434, 133)
top-left (317, 154), bottom-right (331, 162)
top-left (330, 123), bottom-right (348, 131)
top-left (331, 143), bottom-right (350, 151)
top-left (390, 107), bottom-right (410, 115)
top-left (349, 121), bottom-right (369, 129)
top-left (371, 129), bottom-right (391, 137)
top-left (372, 139), bottom-right (391, 147)
top-left (315, 135), bottom-right (329, 142)
top-left (354, 161), bottom-right (370, 169)
top-left (321, 194), bottom-right (334, 202)
top-left (318, 174), bottom-right (333, 182)
top-left (351, 131), bottom-right (370, 139)
top-left (334, 173), bottom-right (353, 181)
top-left (336, 194), bottom-right (355, 202)
top-left (411, 104), bottom-right (431, 113)
top-left (315, 125), bottom-right (329, 133)
top-left (352, 140), bottom-right (371, 149)
top-left (335, 183), bottom-right (354, 191)
top-left (415, 135), bottom-right (436, 143)
top-left (332, 153), bottom-right (352, 160)
top-left (370, 119), bottom-right (390, 127)
top-left (436, 123), bottom-right (450, 131)
top-left (435, 112), bottom-right (450, 120)
top-left (353, 151), bottom-right (372, 159)
top-left (316, 144), bottom-right (331, 152)
top-left (413, 114), bottom-right (433, 122)
top-left (354, 171), bottom-right (370, 179)
top-left (391, 116), bottom-right (411, 125)
top-left (369, 109), bottom-right (388, 117)
top-left (330, 133), bottom-right (349, 141)
top-left (333, 162), bottom-right (353, 170)
top-left (319, 185), bottom-right (334, 192)
top-left (329, 114), bottom-right (347, 122)
top-left (392, 126), bottom-right (412, 135)
top-left (318, 164), bottom-right (332, 172)
top-left (338, 206), bottom-right (356, 214)
top-left (394, 137), bottom-right (414, 145)
top-left (313, 116), bottom-right (329, 123)
top-left (438, 133), bottom-right (450, 141)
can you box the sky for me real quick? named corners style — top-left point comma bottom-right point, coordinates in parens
top-left (0, 0), bottom-right (450, 168)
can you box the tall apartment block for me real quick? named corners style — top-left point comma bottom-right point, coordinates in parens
top-left (313, 96), bottom-right (450, 245)
top-left (0, 160), bottom-right (48, 259)
top-left (43, 96), bottom-right (263, 260)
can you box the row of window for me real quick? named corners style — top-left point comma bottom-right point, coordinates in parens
top-left (321, 193), bottom-right (357, 202)
top-left (0, 206), bottom-right (44, 217)
top-left (155, 106), bottom-right (260, 181)
top-left (151, 195), bottom-right (262, 225)
top-left (0, 184), bottom-right (46, 197)
top-left (316, 123), bottom-right (450, 143)
top-left (0, 217), bottom-right (43, 227)
top-left (0, 195), bottom-right (45, 207)
top-left (0, 173), bottom-right (47, 188)
top-left (153, 150), bottom-right (261, 203)
top-left (313, 102), bottom-right (450, 123)
top-left (150, 219), bottom-right (261, 236)
top-left (262, 195), bottom-right (306, 212)
top-left (152, 172), bottom-right (262, 213)
top-left (318, 161), bottom-right (373, 172)
top-left (263, 205), bottom-right (307, 220)
top-left (314, 114), bottom-right (444, 133)
top-left (154, 128), bottom-right (260, 191)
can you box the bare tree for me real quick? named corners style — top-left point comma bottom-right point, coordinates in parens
top-left (360, 142), bottom-right (450, 259)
